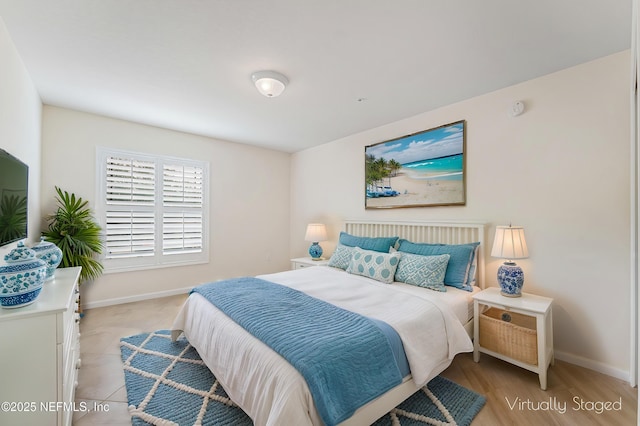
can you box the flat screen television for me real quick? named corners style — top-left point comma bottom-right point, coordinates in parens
top-left (0, 148), bottom-right (28, 247)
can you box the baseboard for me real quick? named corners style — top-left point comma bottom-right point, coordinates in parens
top-left (554, 349), bottom-right (631, 383)
top-left (82, 286), bottom-right (193, 310)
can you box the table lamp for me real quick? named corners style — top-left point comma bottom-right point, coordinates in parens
top-left (304, 223), bottom-right (327, 260)
top-left (491, 225), bottom-right (529, 297)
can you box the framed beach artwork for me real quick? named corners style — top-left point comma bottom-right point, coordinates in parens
top-left (365, 120), bottom-right (466, 209)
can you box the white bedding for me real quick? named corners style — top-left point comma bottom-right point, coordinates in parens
top-left (171, 266), bottom-right (474, 426)
top-left (389, 280), bottom-right (481, 324)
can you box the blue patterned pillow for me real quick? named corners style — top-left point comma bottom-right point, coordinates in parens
top-left (339, 232), bottom-right (398, 253)
top-left (397, 240), bottom-right (480, 291)
top-left (395, 253), bottom-right (450, 292)
top-left (346, 247), bottom-right (401, 284)
top-left (466, 245), bottom-right (480, 287)
top-left (327, 244), bottom-right (354, 270)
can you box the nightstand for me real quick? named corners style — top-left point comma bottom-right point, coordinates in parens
top-left (473, 287), bottom-right (554, 390)
top-left (290, 257), bottom-right (329, 270)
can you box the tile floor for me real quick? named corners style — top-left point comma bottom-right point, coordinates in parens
top-left (72, 294), bottom-right (187, 425)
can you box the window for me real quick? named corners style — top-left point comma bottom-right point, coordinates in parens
top-left (97, 148), bottom-right (209, 272)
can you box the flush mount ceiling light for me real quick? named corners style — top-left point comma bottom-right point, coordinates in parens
top-left (251, 70), bottom-right (289, 97)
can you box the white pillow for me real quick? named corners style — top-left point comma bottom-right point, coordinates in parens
top-left (346, 247), bottom-right (401, 284)
top-left (327, 244), bottom-right (354, 270)
top-left (395, 253), bottom-right (450, 292)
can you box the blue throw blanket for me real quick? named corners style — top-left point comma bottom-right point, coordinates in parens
top-left (192, 277), bottom-right (403, 425)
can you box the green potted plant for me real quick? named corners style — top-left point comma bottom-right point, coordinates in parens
top-left (42, 186), bottom-right (104, 284)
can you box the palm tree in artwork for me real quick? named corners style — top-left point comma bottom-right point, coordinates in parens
top-left (365, 155), bottom-right (402, 195)
top-left (388, 159), bottom-right (402, 178)
top-left (374, 158), bottom-right (390, 187)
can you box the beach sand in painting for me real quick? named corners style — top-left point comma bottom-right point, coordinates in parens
top-left (366, 172), bottom-right (464, 208)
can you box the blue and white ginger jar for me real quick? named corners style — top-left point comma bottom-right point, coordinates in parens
top-left (0, 242), bottom-right (47, 308)
top-left (497, 262), bottom-right (524, 297)
top-left (32, 237), bottom-right (63, 281)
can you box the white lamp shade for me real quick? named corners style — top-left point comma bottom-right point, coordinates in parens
top-left (491, 225), bottom-right (529, 260)
top-left (251, 71), bottom-right (288, 97)
top-left (304, 223), bottom-right (327, 242)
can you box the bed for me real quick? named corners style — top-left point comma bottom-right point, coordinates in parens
top-left (171, 220), bottom-right (485, 425)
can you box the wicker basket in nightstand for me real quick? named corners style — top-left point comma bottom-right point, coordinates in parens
top-left (479, 307), bottom-right (538, 365)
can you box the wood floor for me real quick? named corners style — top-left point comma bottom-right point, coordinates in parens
top-left (73, 294), bottom-right (637, 425)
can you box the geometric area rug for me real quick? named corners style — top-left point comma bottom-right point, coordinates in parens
top-left (120, 330), bottom-right (485, 426)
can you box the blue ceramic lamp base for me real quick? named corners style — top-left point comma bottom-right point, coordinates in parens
top-left (308, 242), bottom-right (323, 260)
top-left (497, 262), bottom-right (524, 297)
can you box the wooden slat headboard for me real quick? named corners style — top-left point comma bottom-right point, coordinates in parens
top-left (344, 220), bottom-right (486, 288)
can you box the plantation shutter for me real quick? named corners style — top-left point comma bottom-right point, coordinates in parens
top-left (104, 156), bottom-right (156, 258)
top-left (98, 148), bottom-right (209, 272)
top-left (162, 164), bottom-right (204, 255)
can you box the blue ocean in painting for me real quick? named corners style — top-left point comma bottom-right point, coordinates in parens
top-left (402, 153), bottom-right (463, 180)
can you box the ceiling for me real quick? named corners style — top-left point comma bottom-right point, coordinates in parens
top-left (0, 1), bottom-right (632, 153)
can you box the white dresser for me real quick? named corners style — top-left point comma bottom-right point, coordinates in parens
top-left (0, 267), bottom-right (81, 426)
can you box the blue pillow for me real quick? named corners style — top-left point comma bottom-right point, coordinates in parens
top-left (397, 240), bottom-right (480, 291)
top-left (466, 245), bottom-right (480, 287)
top-left (338, 232), bottom-right (398, 253)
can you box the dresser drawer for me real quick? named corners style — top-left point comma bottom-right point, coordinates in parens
top-left (62, 342), bottom-right (79, 406)
top-left (61, 351), bottom-right (79, 426)
top-left (62, 286), bottom-right (80, 371)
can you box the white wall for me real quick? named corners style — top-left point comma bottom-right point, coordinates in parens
top-left (41, 106), bottom-right (291, 307)
top-left (290, 51), bottom-right (631, 379)
top-left (0, 18), bottom-right (42, 256)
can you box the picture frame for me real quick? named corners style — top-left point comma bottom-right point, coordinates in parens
top-left (365, 120), bottom-right (466, 209)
